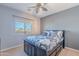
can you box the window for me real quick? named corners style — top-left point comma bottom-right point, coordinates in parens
top-left (25, 23), bottom-right (32, 31)
top-left (15, 21), bottom-right (32, 33)
top-left (16, 22), bottom-right (24, 32)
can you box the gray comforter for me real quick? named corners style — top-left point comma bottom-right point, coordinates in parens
top-left (25, 35), bottom-right (63, 51)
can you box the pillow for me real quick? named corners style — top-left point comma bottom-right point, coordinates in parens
top-left (57, 31), bottom-right (63, 39)
top-left (48, 31), bottom-right (57, 39)
top-left (49, 31), bottom-right (54, 36)
top-left (53, 36), bottom-right (60, 43)
top-left (42, 31), bottom-right (50, 37)
top-left (42, 31), bottom-right (55, 37)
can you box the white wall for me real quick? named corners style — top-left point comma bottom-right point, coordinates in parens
top-left (0, 5), bottom-right (40, 50)
top-left (41, 6), bottom-right (79, 50)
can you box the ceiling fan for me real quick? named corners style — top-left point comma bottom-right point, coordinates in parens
top-left (27, 3), bottom-right (48, 13)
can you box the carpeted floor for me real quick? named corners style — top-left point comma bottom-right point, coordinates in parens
top-left (0, 45), bottom-right (79, 56)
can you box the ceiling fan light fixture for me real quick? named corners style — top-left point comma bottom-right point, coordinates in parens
top-left (27, 3), bottom-right (48, 14)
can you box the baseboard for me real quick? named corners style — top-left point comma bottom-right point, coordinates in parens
top-left (0, 44), bottom-right (23, 52)
top-left (65, 47), bottom-right (79, 52)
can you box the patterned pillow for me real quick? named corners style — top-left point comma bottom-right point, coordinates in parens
top-left (48, 31), bottom-right (57, 39)
top-left (42, 30), bottom-right (57, 38)
top-left (42, 31), bottom-right (50, 37)
top-left (57, 31), bottom-right (63, 39)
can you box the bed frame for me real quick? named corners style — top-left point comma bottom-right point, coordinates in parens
top-left (24, 30), bottom-right (65, 56)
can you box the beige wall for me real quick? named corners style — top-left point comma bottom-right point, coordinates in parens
top-left (32, 18), bottom-right (41, 35)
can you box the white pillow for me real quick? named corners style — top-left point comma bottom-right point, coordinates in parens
top-left (53, 36), bottom-right (60, 43)
top-left (57, 31), bottom-right (63, 39)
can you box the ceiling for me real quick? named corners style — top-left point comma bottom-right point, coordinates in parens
top-left (1, 3), bottom-right (79, 18)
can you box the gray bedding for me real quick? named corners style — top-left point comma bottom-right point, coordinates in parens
top-left (25, 30), bottom-right (63, 51)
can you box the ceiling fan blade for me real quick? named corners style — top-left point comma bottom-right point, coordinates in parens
top-left (41, 7), bottom-right (48, 11)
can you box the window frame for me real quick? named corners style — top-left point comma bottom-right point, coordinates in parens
top-left (15, 21), bottom-right (32, 33)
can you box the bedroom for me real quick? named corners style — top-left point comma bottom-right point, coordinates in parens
top-left (0, 3), bottom-right (79, 56)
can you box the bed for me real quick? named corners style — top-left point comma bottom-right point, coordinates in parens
top-left (24, 30), bottom-right (65, 56)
